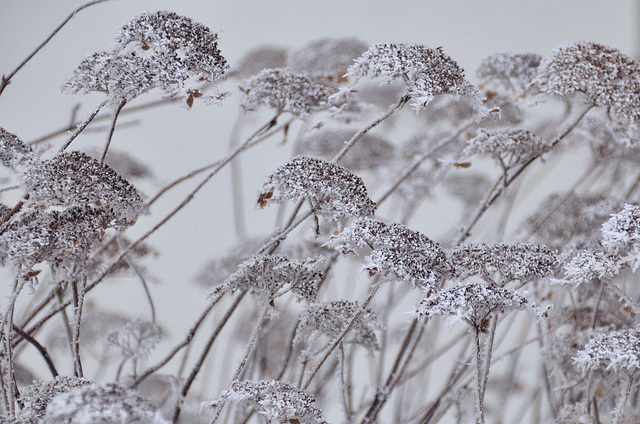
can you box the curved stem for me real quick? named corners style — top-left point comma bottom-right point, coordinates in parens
top-left (101, 99), bottom-right (126, 162)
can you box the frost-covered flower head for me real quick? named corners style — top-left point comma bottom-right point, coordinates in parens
top-left (327, 217), bottom-right (452, 288)
top-left (463, 128), bottom-right (552, 169)
top-left (107, 319), bottom-right (163, 361)
top-left (601, 203), bottom-right (640, 270)
top-left (63, 11), bottom-right (229, 108)
top-left (241, 68), bottom-right (338, 118)
top-left (203, 380), bottom-right (327, 424)
top-left (574, 329), bottom-right (640, 374)
top-left (296, 300), bottom-right (383, 352)
top-left (451, 242), bottom-right (558, 285)
top-left (476, 52), bottom-right (542, 92)
top-left (258, 156), bottom-right (376, 221)
top-left (287, 37), bottom-right (369, 82)
top-left (210, 254), bottom-right (322, 303)
top-left (43, 381), bottom-right (167, 423)
top-left (294, 129), bottom-right (396, 171)
top-left (535, 41), bottom-right (640, 126)
top-left (344, 43), bottom-right (481, 110)
top-left (412, 281), bottom-right (546, 328)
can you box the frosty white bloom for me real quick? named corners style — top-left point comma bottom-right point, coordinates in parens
top-left (345, 43), bottom-right (481, 110)
top-left (555, 250), bottom-right (622, 288)
top-left (241, 68), bottom-right (338, 117)
top-left (43, 382), bottom-right (167, 424)
top-left (327, 217), bottom-right (452, 287)
top-left (107, 319), bottom-right (163, 360)
top-left (451, 242), bottom-right (558, 285)
top-left (463, 128), bottom-right (552, 169)
top-left (412, 281), bottom-right (545, 328)
top-left (210, 254), bottom-right (322, 303)
top-left (574, 329), bottom-right (640, 374)
top-left (0, 127), bottom-right (37, 173)
top-left (476, 52), bottom-right (542, 91)
top-left (536, 41), bottom-right (640, 125)
top-left (294, 128), bottom-right (396, 171)
top-left (17, 377), bottom-right (92, 423)
top-left (63, 11), bottom-right (228, 108)
top-left (203, 380), bottom-right (327, 424)
top-left (296, 300), bottom-right (383, 352)
top-left (602, 203), bottom-right (640, 270)
top-left (258, 156), bottom-right (376, 221)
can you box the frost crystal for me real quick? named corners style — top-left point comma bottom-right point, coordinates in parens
top-left (536, 41), bottom-right (640, 125)
top-left (204, 380), bottom-right (327, 424)
top-left (23, 151), bottom-right (144, 225)
top-left (43, 381), bottom-right (167, 423)
top-left (17, 376), bottom-right (92, 423)
top-left (287, 37), bottom-right (369, 82)
top-left (476, 52), bottom-right (542, 91)
top-left (106, 319), bottom-right (163, 360)
top-left (601, 203), bottom-right (640, 270)
top-left (210, 254), bottom-right (322, 303)
top-left (63, 11), bottom-right (228, 108)
top-left (413, 281), bottom-right (545, 328)
top-left (327, 217), bottom-right (452, 287)
top-left (463, 128), bottom-right (552, 168)
top-left (556, 250), bottom-right (621, 288)
top-left (258, 156), bottom-right (376, 221)
top-left (294, 129), bottom-right (396, 171)
top-left (241, 68), bottom-right (338, 117)
top-left (451, 242), bottom-right (558, 285)
top-left (574, 329), bottom-right (640, 374)
top-left (345, 43), bottom-right (481, 110)
top-left (296, 300), bottom-right (383, 351)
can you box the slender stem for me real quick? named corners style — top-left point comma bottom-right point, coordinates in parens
top-left (0, 0), bottom-right (113, 97)
top-left (117, 234), bottom-right (156, 323)
top-left (173, 294), bottom-right (245, 424)
top-left (59, 99), bottom-right (109, 152)
top-left (472, 325), bottom-right (486, 424)
top-left (11, 324), bottom-right (58, 378)
top-left (101, 100), bottom-right (126, 162)
top-left (71, 268), bottom-right (88, 378)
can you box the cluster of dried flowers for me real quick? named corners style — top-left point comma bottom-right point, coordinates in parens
top-left (4, 6), bottom-right (640, 424)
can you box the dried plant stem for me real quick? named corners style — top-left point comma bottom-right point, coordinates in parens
top-left (173, 293), bottom-right (245, 424)
top-left (612, 372), bottom-right (634, 424)
top-left (1, 277), bottom-right (24, 418)
top-left (101, 99), bottom-right (126, 162)
top-left (71, 268), bottom-right (88, 378)
top-left (11, 324), bottom-right (58, 378)
top-left (116, 234), bottom-right (156, 323)
top-left (59, 99), bottom-right (109, 152)
top-left (471, 325), bottom-right (486, 424)
top-left (0, 0), bottom-right (113, 96)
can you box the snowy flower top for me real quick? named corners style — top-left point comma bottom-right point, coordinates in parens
top-left (344, 43), bottom-right (481, 110)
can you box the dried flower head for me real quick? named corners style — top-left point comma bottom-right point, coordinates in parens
top-left (345, 43), bottom-right (481, 110)
top-left (43, 381), bottom-right (167, 423)
top-left (451, 242), bottom-right (558, 285)
top-left (536, 41), bottom-right (640, 125)
top-left (63, 11), bottom-right (228, 108)
top-left (203, 380), bottom-right (327, 424)
top-left (476, 52), bottom-right (542, 91)
top-left (23, 151), bottom-right (144, 226)
top-left (0, 206), bottom-right (112, 268)
top-left (463, 128), bottom-right (552, 169)
top-left (574, 328), bottom-right (640, 374)
top-left (17, 377), bottom-right (92, 423)
top-left (413, 281), bottom-right (545, 328)
top-left (241, 68), bottom-right (338, 117)
top-left (296, 300), bottom-right (383, 352)
top-left (258, 156), bottom-right (376, 221)
top-left (288, 37), bottom-right (369, 82)
top-left (106, 319), bottom-right (163, 361)
top-left (555, 250), bottom-right (621, 288)
top-left (327, 217), bottom-right (452, 287)
top-left (294, 129), bottom-right (396, 171)
top-left (210, 254), bottom-right (322, 303)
